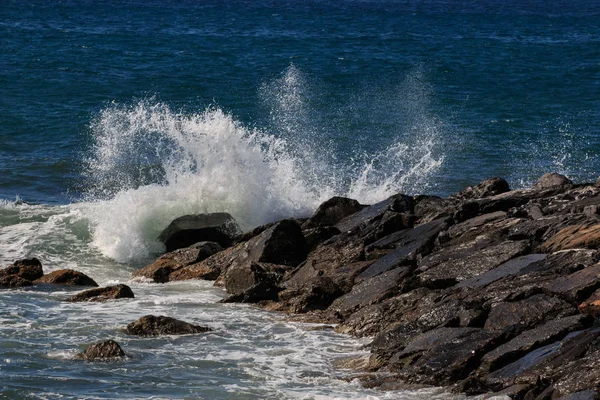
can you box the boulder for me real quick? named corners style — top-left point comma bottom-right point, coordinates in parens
top-left (169, 245), bottom-right (237, 282)
top-left (302, 226), bottom-right (341, 250)
top-left (224, 262), bottom-right (287, 296)
top-left (0, 274), bottom-right (33, 288)
top-left (158, 213), bottom-right (241, 252)
top-left (34, 269), bottom-right (98, 287)
top-left (276, 275), bottom-right (346, 313)
top-left (66, 284), bottom-right (134, 302)
top-left (0, 258), bottom-right (44, 281)
top-left (302, 196), bottom-right (363, 228)
top-left (79, 339), bottom-right (125, 360)
top-left (533, 173), bottom-right (573, 190)
top-left (132, 241), bottom-right (222, 283)
top-left (545, 263), bottom-right (600, 302)
top-left (335, 193), bottom-right (413, 233)
top-left (126, 315), bottom-right (212, 336)
top-left (453, 177), bottom-right (511, 200)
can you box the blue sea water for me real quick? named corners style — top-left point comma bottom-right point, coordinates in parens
top-left (1, 1), bottom-right (599, 398)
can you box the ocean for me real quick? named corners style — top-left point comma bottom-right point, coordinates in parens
top-left (1, 0), bottom-right (599, 398)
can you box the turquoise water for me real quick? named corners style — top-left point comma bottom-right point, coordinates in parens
top-left (1, 1), bottom-right (599, 398)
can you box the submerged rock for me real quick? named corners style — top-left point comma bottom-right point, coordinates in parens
top-left (158, 213), bottom-right (241, 252)
top-left (34, 269), bottom-right (98, 287)
top-left (126, 315), bottom-right (212, 336)
top-left (79, 339), bottom-right (125, 360)
top-left (66, 284), bottom-right (134, 302)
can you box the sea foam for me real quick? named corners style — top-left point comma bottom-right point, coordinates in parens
top-left (82, 66), bottom-right (445, 263)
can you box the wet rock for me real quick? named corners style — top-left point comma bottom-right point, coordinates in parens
top-left (302, 226), bottom-right (341, 250)
top-left (169, 245), bottom-right (237, 282)
top-left (329, 266), bottom-right (412, 318)
top-left (413, 195), bottom-right (457, 223)
top-left (66, 284), bottom-right (135, 302)
top-left (0, 274), bottom-right (33, 288)
top-left (479, 314), bottom-right (593, 374)
top-left (126, 315), bottom-right (212, 336)
top-left (302, 196), bottom-right (363, 228)
top-left (453, 177), bottom-right (511, 200)
top-left (483, 294), bottom-right (575, 333)
top-left (456, 254), bottom-right (547, 289)
top-left (441, 211), bottom-right (507, 242)
top-left (275, 275), bottom-right (346, 313)
top-left (533, 173), bottom-right (573, 190)
top-left (545, 263), bottom-right (600, 302)
top-left (220, 279), bottom-right (282, 303)
top-left (158, 213), bottom-right (241, 252)
top-left (0, 258), bottom-right (44, 281)
top-left (34, 269), bottom-right (98, 287)
top-left (132, 241), bottom-right (222, 283)
top-left (225, 262), bottom-right (288, 296)
top-left (520, 249), bottom-right (600, 277)
top-left (79, 339), bottom-right (125, 360)
top-left (418, 240), bottom-right (530, 289)
top-left (390, 327), bottom-right (498, 385)
top-left (555, 391), bottom-right (598, 400)
top-left (542, 224), bottom-right (600, 252)
top-left (335, 193), bottom-right (413, 233)
top-left (359, 218), bottom-right (449, 280)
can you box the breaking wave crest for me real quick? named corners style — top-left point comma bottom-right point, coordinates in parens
top-left (82, 66), bottom-right (446, 263)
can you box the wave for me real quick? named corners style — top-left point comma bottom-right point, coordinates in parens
top-left (81, 66), bottom-right (445, 263)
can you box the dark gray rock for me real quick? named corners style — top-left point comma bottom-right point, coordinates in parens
top-left (453, 177), bottom-right (511, 200)
top-left (79, 339), bottom-right (125, 360)
top-left (479, 314), bottom-right (593, 374)
top-left (335, 193), bottom-right (413, 233)
top-left (66, 284), bottom-right (135, 302)
top-left (302, 226), bottom-right (341, 250)
top-left (302, 196), bottom-right (363, 228)
top-left (545, 263), bottom-right (600, 302)
top-left (329, 267), bottom-right (412, 317)
top-left (126, 315), bottom-right (212, 336)
top-left (224, 262), bottom-right (288, 296)
top-left (456, 254), bottom-right (547, 289)
top-left (158, 213), bottom-right (241, 252)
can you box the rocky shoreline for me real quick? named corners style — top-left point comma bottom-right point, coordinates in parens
top-left (2, 172), bottom-right (600, 399)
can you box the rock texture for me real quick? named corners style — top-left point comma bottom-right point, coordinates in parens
top-left (133, 172), bottom-right (600, 398)
top-left (66, 284), bottom-right (134, 302)
top-left (0, 258), bottom-right (44, 288)
top-left (126, 315), bottom-right (212, 336)
top-left (34, 269), bottom-right (98, 286)
top-left (79, 339), bottom-right (125, 360)
top-left (158, 212), bottom-right (241, 252)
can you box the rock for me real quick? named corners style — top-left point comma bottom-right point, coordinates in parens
top-left (34, 269), bottom-right (98, 287)
top-left (453, 177), bottom-right (511, 200)
top-left (158, 213), bottom-right (241, 252)
top-left (359, 218), bottom-right (449, 280)
top-left (335, 193), bottom-right (413, 233)
top-left (132, 241), bottom-right (222, 283)
top-left (79, 339), bottom-right (125, 360)
top-left (555, 391), bottom-right (598, 400)
top-left (302, 196), bottom-right (363, 228)
top-left (456, 254), bottom-right (547, 289)
top-left (479, 314), bottom-right (593, 374)
top-left (224, 262), bottom-right (288, 296)
top-left (483, 294), bottom-right (575, 333)
top-left (277, 275), bottom-right (346, 313)
top-left (66, 284), bottom-right (135, 302)
top-left (389, 327), bottom-right (498, 385)
top-left (545, 263), bottom-right (600, 302)
top-left (169, 245), bottom-right (237, 282)
top-left (329, 267), bottom-right (412, 318)
top-left (126, 315), bottom-right (212, 336)
top-left (533, 173), bottom-right (573, 190)
top-left (418, 240), bottom-right (530, 289)
top-left (220, 279), bottom-right (282, 303)
top-left (0, 258), bottom-right (44, 281)
top-left (0, 274), bottom-right (33, 288)
top-left (578, 288), bottom-right (600, 317)
top-left (302, 226), bottom-right (341, 250)
top-left (549, 348), bottom-right (600, 398)
top-left (542, 224), bottom-right (600, 252)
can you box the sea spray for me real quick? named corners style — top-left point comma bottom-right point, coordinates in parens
top-left (81, 67), bottom-right (446, 263)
